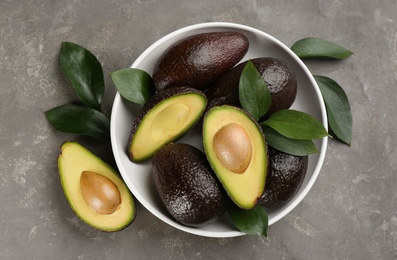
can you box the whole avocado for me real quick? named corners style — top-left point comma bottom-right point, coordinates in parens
top-left (205, 57), bottom-right (297, 120)
top-left (152, 143), bottom-right (227, 227)
top-left (259, 147), bottom-right (308, 208)
top-left (153, 31), bottom-right (249, 92)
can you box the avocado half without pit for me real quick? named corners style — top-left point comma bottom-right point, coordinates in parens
top-left (58, 142), bottom-right (136, 232)
top-left (128, 86), bottom-right (207, 162)
top-left (203, 105), bottom-right (268, 210)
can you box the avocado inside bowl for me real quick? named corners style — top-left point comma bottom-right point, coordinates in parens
top-left (110, 22), bottom-right (328, 238)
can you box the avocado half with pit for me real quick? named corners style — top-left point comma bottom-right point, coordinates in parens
top-left (58, 142), bottom-right (136, 231)
top-left (128, 86), bottom-right (207, 162)
top-left (203, 105), bottom-right (267, 209)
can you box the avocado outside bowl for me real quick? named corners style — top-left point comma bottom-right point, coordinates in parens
top-left (110, 22), bottom-right (328, 238)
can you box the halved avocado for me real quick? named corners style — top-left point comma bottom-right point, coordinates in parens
top-left (128, 86), bottom-right (207, 162)
top-left (203, 105), bottom-right (267, 209)
top-left (58, 142), bottom-right (135, 231)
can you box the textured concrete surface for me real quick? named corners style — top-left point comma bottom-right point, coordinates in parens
top-left (1, 0), bottom-right (396, 259)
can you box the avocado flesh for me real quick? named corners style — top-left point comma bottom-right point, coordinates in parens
top-left (58, 142), bottom-right (135, 232)
top-left (128, 87), bottom-right (207, 162)
top-left (203, 105), bottom-right (267, 209)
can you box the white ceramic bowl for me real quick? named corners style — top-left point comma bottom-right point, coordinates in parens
top-left (110, 22), bottom-right (328, 237)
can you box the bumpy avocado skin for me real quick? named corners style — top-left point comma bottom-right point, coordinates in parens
top-left (128, 86), bottom-right (207, 162)
top-left (152, 143), bottom-right (227, 227)
top-left (259, 147), bottom-right (308, 208)
top-left (153, 32), bottom-right (249, 92)
top-left (205, 57), bottom-right (297, 120)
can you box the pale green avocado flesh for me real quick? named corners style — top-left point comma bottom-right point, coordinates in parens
top-left (129, 92), bottom-right (207, 162)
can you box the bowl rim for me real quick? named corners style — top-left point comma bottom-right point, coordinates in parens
top-left (110, 21), bottom-right (328, 238)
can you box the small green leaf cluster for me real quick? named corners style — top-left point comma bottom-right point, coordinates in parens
top-left (292, 37), bottom-right (353, 146)
top-left (239, 60), bottom-right (329, 157)
top-left (45, 42), bottom-right (110, 139)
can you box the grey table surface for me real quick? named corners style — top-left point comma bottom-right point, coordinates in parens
top-left (1, 0), bottom-right (396, 259)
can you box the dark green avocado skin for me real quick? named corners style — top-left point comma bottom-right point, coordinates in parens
top-left (152, 143), bottom-right (227, 227)
top-left (205, 57), bottom-right (297, 120)
top-left (153, 32), bottom-right (249, 92)
top-left (259, 147), bottom-right (308, 208)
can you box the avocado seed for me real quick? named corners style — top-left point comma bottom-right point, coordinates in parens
top-left (80, 171), bottom-right (121, 214)
top-left (213, 123), bottom-right (252, 173)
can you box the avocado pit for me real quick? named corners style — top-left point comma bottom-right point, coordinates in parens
top-left (80, 171), bottom-right (122, 215)
top-left (212, 123), bottom-right (252, 173)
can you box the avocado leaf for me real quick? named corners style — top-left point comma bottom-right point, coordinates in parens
top-left (45, 104), bottom-right (110, 139)
top-left (228, 204), bottom-right (268, 237)
top-left (110, 68), bottom-right (155, 105)
top-left (314, 75), bottom-right (352, 145)
top-left (262, 109), bottom-right (329, 140)
top-left (239, 60), bottom-right (271, 120)
top-left (291, 37), bottom-right (353, 60)
top-left (263, 126), bottom-right (319, 156)
top-left (60, 42), bottom-right (105, 111)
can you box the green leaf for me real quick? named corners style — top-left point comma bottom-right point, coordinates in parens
top-left (45, 104), bottom-right (110, 139)
top-left (228, 204), bottom-right (268, 237)
top-left (263, 126), bottom-right (319, 156)
top-left (291, 37), bottom-right (353, 60)
top-left (262, 109), bottom-right (329, 140)
top-left (314, 75), bottom-right (352, 145)
top-left (60, 42), bottom-right (104, 111)
top-left (239, 60), bottom-right (271, 120)
top-left (110, 68), bottom-right (155, 105)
